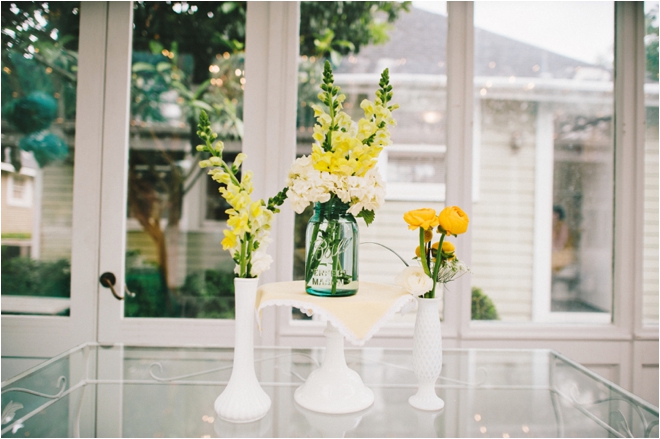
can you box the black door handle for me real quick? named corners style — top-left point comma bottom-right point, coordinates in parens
top-left (99, 272), bottom-right (135, 300)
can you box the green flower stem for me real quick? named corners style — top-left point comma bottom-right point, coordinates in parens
top-left (419, 228), bottom-right (432, 278)
top-left (305, 222), bottom-right (322, 284)
top-left (240, 236), bottom-right (248, 277)
top-left (418, 228), bottom-right (434, 298)
top-left (245, 233), bottom-right (254, 278)
top-left (330, 220), bottom-right (340, 295)
top-left (429, 233), bottom-right (446, 299)
top-left (219, 161), bottom-right (241, 187)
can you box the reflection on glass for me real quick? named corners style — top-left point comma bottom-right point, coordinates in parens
top-left (1, 2), bottom-right (80, 317)
top-left (125, 2), bottom-right (246, 318)
top-left (643, 1), bottom-right (659, 325)
top-left (292, 2), bottom-right (448, 320)
top-left (472, 2), bottom-right (615, 321)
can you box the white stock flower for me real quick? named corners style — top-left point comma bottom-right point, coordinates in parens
top-left (395, 266), bottom-right (433, 297)
top-left (250, 250), bottom-right (273, 277)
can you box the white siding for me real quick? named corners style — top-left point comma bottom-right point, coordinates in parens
top-left (643, 116), bottom-right (659, 323)
top-left (471, 100), bottom-right (537, 321)
top-left (39, 163), bottom-right (74, 262)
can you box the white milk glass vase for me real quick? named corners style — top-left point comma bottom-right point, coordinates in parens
top-left (409, 296), bottom-right (445, 411)
top-left (214, 277), bottom-right (271, 423)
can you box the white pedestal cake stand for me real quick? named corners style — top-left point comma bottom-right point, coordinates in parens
top-left (256, 280), bottom-right (414, 415)
top-left (294, 322), bottom-right (374, 413)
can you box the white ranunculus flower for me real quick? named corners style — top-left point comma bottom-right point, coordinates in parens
top-left (250, 250), bottom-right (273, 277)
top-left (395, 266), bottom-right (433, 297)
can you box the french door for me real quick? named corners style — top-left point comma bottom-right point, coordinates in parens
top-left (95, 1), bottom-right (298, 347)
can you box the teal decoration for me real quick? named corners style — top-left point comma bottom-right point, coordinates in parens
top-left (5, 92), bottom-right (58, 134)
top-left (19, 130), bottom-right (69, 167)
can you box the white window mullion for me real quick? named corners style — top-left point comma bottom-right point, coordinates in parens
top-left (243, 2), bottom-right (300, 346)
top-left (96, 1), bottom-right (134, 344)
top-left (613, 2), bottom-right (646, 335)
top-left (614, 1), bottom-right (656, 399)
top-left (445, 2), bottom-right (474, 340)
top-left (613, 2), bottom-right (657, 337)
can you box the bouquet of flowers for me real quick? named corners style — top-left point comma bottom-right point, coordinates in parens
top-left (287, 61), bottom-right (398, 295)
top-left (396, 206), bottom-right (471, 298)
top-left (197, 111), bottom-right (286, 278)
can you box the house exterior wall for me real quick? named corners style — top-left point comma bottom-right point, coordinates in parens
top-left (471, 99), bottom-right (537, 321)
top-left (643, 112), bottom-right (659, 323)
top-left (1, 172), bottom-right (33, 236)
top-left (39, 163), bottom-right (74, 262)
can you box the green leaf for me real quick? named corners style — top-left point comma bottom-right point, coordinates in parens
top-left (221, 2), bottom-right (237, 14)
top-left (192, 79), bottom-right (212, 100)
top-left (334, 40), bottom-right (355, 52)
top-left (357, 209), bottom-right (375, 226)
top-left (149, 40), bottom-right (164, 55)
top-left (132, 62), bottom-right (156, 73)
top-left (156, 62), bottom-right (172, 73)
top-left (191, 100), bottom-right (214, 112)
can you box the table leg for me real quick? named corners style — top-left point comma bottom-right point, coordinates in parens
top-left (294, 322), bottom-right (374, 414)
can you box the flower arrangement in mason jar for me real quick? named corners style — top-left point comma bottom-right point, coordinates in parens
top-left (396, 206), bottom-right (471, 298)
top-left (287, 61), bottom-right (398, 296)
top-left (197, 110), bottom-right (287, 278)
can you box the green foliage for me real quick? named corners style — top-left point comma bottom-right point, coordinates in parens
top-left (123, 250), bottom-right (236, 319)
top-left (131, 2), bottom-right (247, 83)
top-left (267, 187), bottom-right (289, 214)
top-left (1, 251), bottom-right (70, 299)
top-left (299, 2), bottom-right (411, 60)
top-left (179, 267), bottom-right (236, 319)
top-left (124, 267), bottom-right (168, 318)
top-left (471, 287), bottom-right (499, 320)
top-left (357, 209), bottom-right (375, 226)
top-left (1, 2), bottom-right (79, 109)
top-left (646, 5), bottom-right (659, 81)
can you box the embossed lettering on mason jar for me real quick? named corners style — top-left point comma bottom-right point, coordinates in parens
top-left (305, 201), bottom-right (359, 297)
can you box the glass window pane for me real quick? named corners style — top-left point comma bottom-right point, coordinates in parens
top-left (643, 1), bottom-right (659, 325)
top-left (125, 2), bottom-right (246, 319)
top-left (1, 2), bottom-right (80, 317)
top-left (292, 2), bottom-right (448, 321)
top-left (472, 2), bottom-right (614, 322)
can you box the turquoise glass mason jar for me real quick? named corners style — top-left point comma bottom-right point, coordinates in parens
top-left (304, 200), bottom-right (359, 296)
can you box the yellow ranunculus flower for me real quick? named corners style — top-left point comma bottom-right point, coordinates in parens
top-left (438, 206), bottom-right (469, 236)
top-left (404, 208), bottom-right (439, 230)
top-left (441, 241), bottom-right (455, 259)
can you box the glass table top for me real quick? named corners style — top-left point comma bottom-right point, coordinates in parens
top-left (1, 344), bottom-right (658, 438)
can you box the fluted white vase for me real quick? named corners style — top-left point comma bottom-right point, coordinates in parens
top-left (409, 297), bottom-right (444, 411)
top-left (214, 278), bottom-right (271, 423)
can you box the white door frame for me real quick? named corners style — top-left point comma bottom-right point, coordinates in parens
top-left (96, 2), bottom-right (300, 346)
top-left (1, 2), bottom-right (109, 358)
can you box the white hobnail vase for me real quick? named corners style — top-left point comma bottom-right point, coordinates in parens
top-left (214, 278), bottom-right (271, 423)
top-left (409, 296), bottom-right (445, 411)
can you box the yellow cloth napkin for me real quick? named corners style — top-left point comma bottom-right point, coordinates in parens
top-left (256, 280), bottom-right (414, 346)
